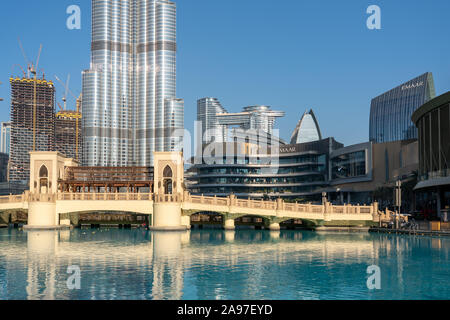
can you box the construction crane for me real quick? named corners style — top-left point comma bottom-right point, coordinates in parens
top-left (0, 81), bottom-right (3, 102)
top-left (30, 44), bottom-right (43, 152)
top-left (55, 74), bottom-right (71, 110)
top-left (55, 75), bottom-right (77, 109)
top-left (11, 64), bottom-right (27, 78)
top-left (18, 38), bottom-right (43, 151)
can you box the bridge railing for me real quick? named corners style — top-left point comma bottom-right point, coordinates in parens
top-left (0, 194), bottom-right (27, 204)
top-left (154, 193), bottom-right (182, 203)
top-left (184, 193), bottom-right (377, 216)
top-left (57, 193), bottom-right (154, 201)
top-left (329, 205), bottom-right (373, 214)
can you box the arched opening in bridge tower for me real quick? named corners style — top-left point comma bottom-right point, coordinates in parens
top-left (39, 165), bottom-right (49, 194)
top-left (163, 165), bottom-right (173, 195)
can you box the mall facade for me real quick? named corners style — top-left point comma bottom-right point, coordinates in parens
top-left (187, 138), bottom-right (343, 202)
top-left (412, 91), bottom-right (450, 221)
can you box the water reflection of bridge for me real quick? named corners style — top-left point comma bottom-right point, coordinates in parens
top-left (1, 230), bottom-right (447, 300)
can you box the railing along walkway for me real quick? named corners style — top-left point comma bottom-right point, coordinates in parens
top-left (0, 192), bottom-right (378, 216)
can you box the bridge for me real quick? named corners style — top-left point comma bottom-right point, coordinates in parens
top-left (0, 151), bottom-right (382, 231)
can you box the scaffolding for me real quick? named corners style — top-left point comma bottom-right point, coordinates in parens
top-left (55, 110), bottom-right (82, 161)
top-left (9, 77), bottom-right (55, 182)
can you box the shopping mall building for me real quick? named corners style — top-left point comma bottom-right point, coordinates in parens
top-left (412, 91), bottom-right (450, 221)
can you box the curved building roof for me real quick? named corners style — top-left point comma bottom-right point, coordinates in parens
top-left (411, 91), bottom-right (450, 125)
top-left (290, 109), bottom-right (322, 144)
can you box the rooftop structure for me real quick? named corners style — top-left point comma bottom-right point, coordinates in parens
top-left (216, 105), bottom-right (285, 136)
top-left (290, 109), bottom-right (322, 144)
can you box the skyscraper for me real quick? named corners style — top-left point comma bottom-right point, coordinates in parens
top-left (197, 97), bottom-right (228, 144)
top-left (82, 0), bottom-right (182, 167)
top-left (9, 77), bottom-right (55, 182)
top-left (369, 72), bottom-right (435, 144)
top-left (0, 122), bottom-right (11, 155)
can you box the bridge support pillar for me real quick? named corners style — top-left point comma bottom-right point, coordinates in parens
top-left (269, 222), bottom-right (281, 231)
top-left (224, 219), bottom-right (235, 230)
top-left (25, 201), bottom-right (67, 230)
top-left (181, 215), bottom-right (191, 230)
top-left (151, 202), bottom-right (187, 231)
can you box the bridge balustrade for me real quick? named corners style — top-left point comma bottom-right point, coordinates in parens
top-left (0, 195), bottom-right (26, 204)
top-left (155, 193), bottom-right (182, 203)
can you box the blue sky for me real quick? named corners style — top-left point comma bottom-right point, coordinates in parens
top-left (0, 0), bottom-right (449, 146)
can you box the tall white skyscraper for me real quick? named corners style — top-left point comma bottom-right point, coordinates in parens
top-left (197, 98), bottom-right (228, 144)
top-left (82, 0), bottom-right (183, 167)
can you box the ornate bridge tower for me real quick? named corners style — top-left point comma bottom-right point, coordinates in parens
top-left (26, 152), bottom-right (78, 229)
top-left (151, 152), bottom-right (188, 231)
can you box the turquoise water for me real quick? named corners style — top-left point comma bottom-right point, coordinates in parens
top-left (0, 228), bottom-right (449, 300)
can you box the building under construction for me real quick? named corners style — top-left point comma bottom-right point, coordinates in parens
top-left (9, 77), bottom-right (55, 182)
top-left (55, 110), bottom-right (82, 161)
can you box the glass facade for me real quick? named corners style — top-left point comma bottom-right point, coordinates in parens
top-left (290, 109), bottom-right (322, 144)
top-left (82, 0), bottom-right (182, 167)
top-left (413, 93), bottom-right (450, 182)
top-left (369, 73), bottom-right (435, 144)
top-left (331, 151), bottom-right (366, 180)
top-left (164, 98), bottom-right (184, 151)
top-left (188, 138), bottom-right (343, 200)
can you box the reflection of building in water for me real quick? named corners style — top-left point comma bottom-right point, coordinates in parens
top-left (19, 229), bottom-right (189, 300)
top-left (26, 231), bottom-right (59, 300)
top-left (151, 232), bottom-right (186, 300)
top-left (1, 229), bottom-right (448, 300)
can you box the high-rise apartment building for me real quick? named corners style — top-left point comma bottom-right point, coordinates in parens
top-left (0, 122), bottom-right (11, 155)
top-left (82, 0), bottom-right (182, 167)
top-left (197, 97), bottom-right (228, 144)
top-left (369, 72), bottom-right (435, 144)
top-left (9, 77), bottom-right (55, 182)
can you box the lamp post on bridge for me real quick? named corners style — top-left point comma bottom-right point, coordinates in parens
top-left (394, 180), bottom-right (402, 229)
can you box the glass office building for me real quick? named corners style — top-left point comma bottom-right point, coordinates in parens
top-left (82, 0), bottom-right (182, 167)
top-left (369, 72), bottom-right (435, 144)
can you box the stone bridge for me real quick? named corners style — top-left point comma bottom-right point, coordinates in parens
top-left (0, 151), bottom-right (381, 231)
top-left (0, 191), bottom-right (380, 231)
